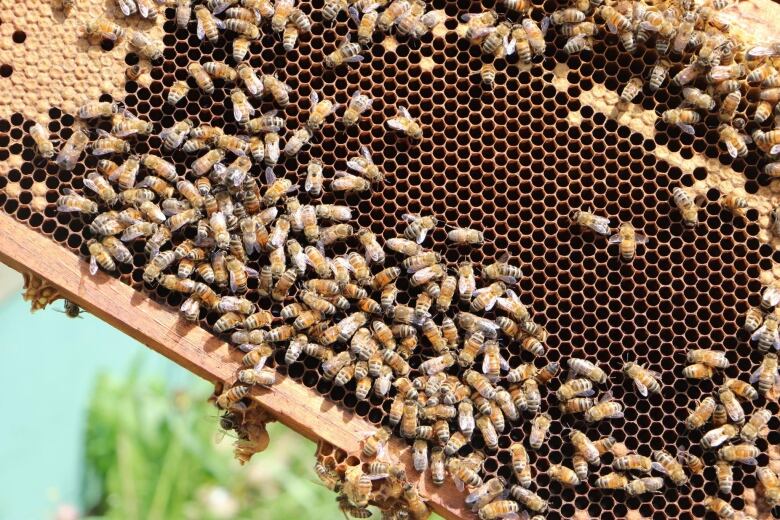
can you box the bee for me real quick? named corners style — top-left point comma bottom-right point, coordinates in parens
top-left (303, 93), bottom-right (339, 133)
top-left (672, 186), bottom-right (700, 228)
top-left (55, 129), bottom-right (90, 171)
top-left (750, 313), bottom-right (780, 352)
top-left (613, 453), bottom-right (652, 473)
top-left (662, 108), bottom-right (700, 135)
top-left (527, 412), bottom-right (551, 450)
top-left (585, 393), bottom-right (624, 422)
top-left (716, 388), bottom-right (744, 426)
top-left (476, 499), bottom-right (518, 520)
top-left (27, 122), bottom-right (56, 159)
top-left (567, 358), bottom-right (607, 384)
top-left (194, 5), bottom-right (224, 42)
top-left (685, 396), bottom-right (716, 430)
top-left (329, 171), bottom-right (371, 194)
top-left (624, 477), bottom-right (664, 496)
top-left (758, 467), bottom-right (780, 507)
top-left (81, 172), bottom-right (117, 206)
top-left (324, 35), bottom-right (364, 68)
top-left (85, 238), bottom-right (117, 275)
top-left (351, 8), bottom-right (379, 47)
top-left (402, 483), bottom-right (429, 519)
top-left (650, 449), bottom-right (687, 486)
top-left (510, 486), bottom-right (546, 513)
top-left (342, 466), bottom-right (371, 509)
top-left (479, 21), bottom-right (511, 58)
top-left (175, 0), bottom-right (191, 27)
top-left (475, 414), bottom-right (498, 451)
top-left (593, 472), bottom-right (629, 490)
top-left (751, 352), bottom-right (779, 396)
top-left (616, 77), bottom-right (643, 104)
top-left (215, 385), bottom-right (248, 409)
top-left (346, 146), bottom-right (383, 185)
top-left (386, 105), bottom-right (423, 139)
top-left (647, 60), bottom-right (669, 92)
top-left (521, 17), bottom-right (546, 57)
top-left (718, 443), bottom-right (760, 465)
top-left (227, 89), bottom-right (256, 123)
top-left (188, 63), bottom-right (215, 95)
top-left (238, 366), bottom-right (277, 386)
top-left (159, 120), bottom-right (193, 152)
top-left (466, 478), bottom-right (505, 511)
top-left (84, 17), bottom-right (125, 41)
top-left (717, 125), bottom-right (751, 159)
top-left (684, 362), bottom-right (717, 380)
top-left (702, 497), bottom-right (735, 519)
top-left (56, 188), bottom-right (98, 215)
top-left (571, 207), bottom-right (610, 235)
top-left (542, 464), bottom-right (579, 489)
top-left (720, 90), bottom-right (742, 123)
top-left (740, 407), bottom-right (772, 443)
top-left (258, 74), bottom-right (289, 108)
top-left (447, 226), bottom-right (485, 245)
top-left (555, 377), bottom-right (594, 401)
top-left (687, 349), bottom-right (729, 369)
top-left (129, 31), bottom-right (163, 61)
top-left (361, 426), bottom-right (391, 458)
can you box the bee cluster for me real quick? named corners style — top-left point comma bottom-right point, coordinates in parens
top-left (6, 0), bottom-right (780, 517)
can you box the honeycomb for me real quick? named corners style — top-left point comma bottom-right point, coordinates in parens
top-left (0, 0), bottom-right (780, 518)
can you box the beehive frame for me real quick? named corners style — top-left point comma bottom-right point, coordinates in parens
top-left (2, 0), bottom-right (780, 518)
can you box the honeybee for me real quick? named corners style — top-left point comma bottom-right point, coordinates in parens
top-left (652, 449), bottom-right (687, 486)
top-left (567, 358), bottom-right (607, 384)
top-left (585, 393), bottom-right (624, 422)
top-left (647, 60), bottom-right (669, 92)
top-left (510, 486), bottom-right (546, 513)
top-left (387, 105), bottom-right (423, 139)
top-left (594, 472), bottom-right (629, 490)
top-left (195, 5), bottom-right (224, 42)
top-left (547, 464), bottom-right (580, 487)
top-left (720, 90), bottom-right (742, 123)
top-left (702, 497), bottom-right (735, 519)
top-left (739, 407), bottom-right (771, 443)
top-left (662, 108), bottom-right (700, 135)
top-left (718, 125), bottom-right (750, 159)
top-left (402, 483), bottom-right (429, 519)
top-left (466, 478), bottom-right (505, 511)
top-left (563, 33), bottom-right (592, 54)
top-left (613, 454), bottom-right (652, 473)
top-left (528, 413), bottom-right (551, 450)
top-left (160, 120), bottom-right (193, 151)
top-left (624, 477), bottom-right (664, 496)
top-left (84, 17), bottom-right (125, 41)
top-left (215, 385), bottom-right (248, 409)
top-left (556, 378), bottom-right (594, 401)
top-left (361, 426), bottom-right (391, 458)
top-left (751, 311), bottom-right (780, 353)
top-left (86, 239), bottom-right (116, 275)
top-left (343, 466), bottom-right (372, 508)
top-left (477, 500), bottom-right (518, 520)
top-left (26, 122), bottom-right (56, 160)
top-left (672, 187), bottom-right (700, 228)
top-left (718, 443), bottom-right (760, 464)
top-left (229, 88), bottom-right (255, 124)
top-left (447, 227), bottom-right (484, 245)
top-left (55, 129), bottom-right (90, 171)
top-left (479, 63), bottom-right (497, 88)
top-left (325, 35), bottom-right (364, 68)
top-left (749, 351), bottom-right (779, 398)
top-left (572, 207), bottom-right (611, 235)
top-left (129, 31), bottom-right (163, 61)
top-left (188, 63), bottom-right (215, 95)
top-left (480, 21), bottom-right (511, 57)
top-left (346, 146), bottom-right (383, 183)
top-left (685, 396), bottom-right (716, 430)
top-left (338, 90), bottom-right (373, 127)
top-left (175, 0), bottom-right (191, 27)
top-left (619, 77), bottom-right (643, 103)
top-left (687, 349), bottom-right (729, 369)
top-left (758, 467), bottom-right (780, 507)
top-left (521, 18), bottom-right (546, 57)
top-left (83, 172), bottom-right (117, 206)
top-left (56, 189), bottom-right (98, 214)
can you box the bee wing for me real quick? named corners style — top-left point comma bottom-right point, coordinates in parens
top-left (343, 55), bottom-right (364, 63)
top-left (591, 216), bottom-right (611, 235)
top-left (89, 255), bottom-right (99, 275)
top-left (264, 166), bottom-right (276, 184)
top-left (638, 21), bottom-right (658, 33)
top-left (678, 123), bottom-right (696, 135)
top-left (360, 145), bottom-right (372, 160)
top-left (771, 144), bottom-right (780, 155)
top-left (633, 378), bottom-right (648, 397)
top-left (397, 105), bottom-right (412, 119)
top-left (634, 233), bottom-right (648, 244)
top-left (540, 16), bottom-right (550, 33)
top-left (83, 177), bottom-right (100, 195)
top-left (459, 12), bottom-right (478, 21)
top-left (484, 296), bottom-right (498, 311)
top-left (417, 227), bottom-right (430, 244)
top-left (499, 354), bottom-right (510, 371)
top-left (386, 118), bottom-right (406, 131)
top-left (349, 6), bottom-right (360, 23)
top-left (606, 20), bottom-right (617, 34)
top-left (347, 158), bottom-right (366, 173)
top-left (120, 0), bottom-right (136, 15)
top-left (651, 462), bottom-right (668, 475)
top-left (402, 213), bottom-right (420, 222)
top-left (750, 366), bottom-right (763, 384)
top-left (504, 35), bottom-right (517, 56)
top-left (747, 45), bottom-right (780, 59)
top-left (196, 16), bottom-right (206, 39)
top-left (452, 474), bottom-right (466, 492)
top-left (726, 141), bottom-right (739, 159)
top-left (751, 324), bottom-right (767, 342)
top-left (726, 403), bottom-right (744, 422)
top-left (310, 91), bottom-right (319, 104)
top-left (608, 233), bottom-right (624, 244)
top-left (233, 104), bottom-right (246, 122)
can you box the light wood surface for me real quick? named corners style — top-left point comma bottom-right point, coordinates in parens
top-left (0, 211), bottom-right (469, 519)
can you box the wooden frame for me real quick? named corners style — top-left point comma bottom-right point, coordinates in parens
top-left (0, 211), bottom-right (468, 519)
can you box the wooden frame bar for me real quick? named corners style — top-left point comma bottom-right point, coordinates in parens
top-left (0, 212), bottom-right (468, 519)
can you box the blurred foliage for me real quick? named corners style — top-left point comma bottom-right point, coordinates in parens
top-left (79, 366), bottom-right (342, 520)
